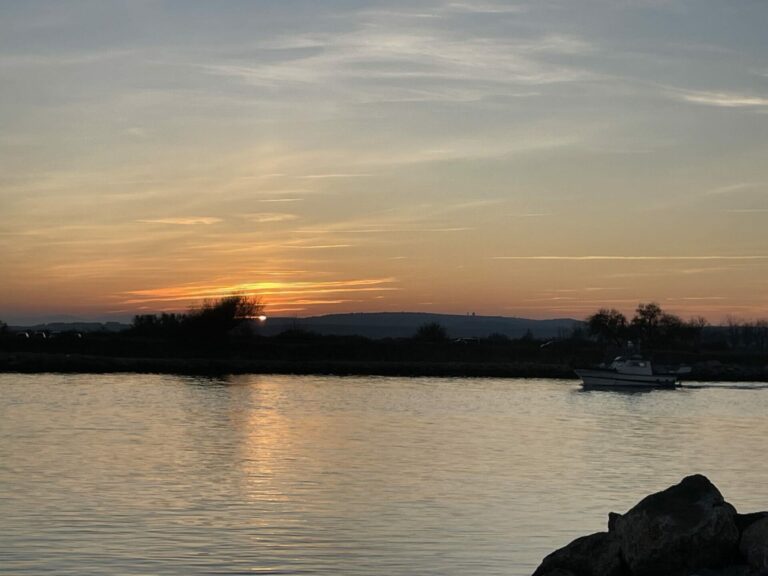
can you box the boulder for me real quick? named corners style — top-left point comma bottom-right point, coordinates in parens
top-left (739, 516), bottom-right (768, 574)
top-left (534, 569), bottom-right (577, 576)
top-left (608, 512), bottom-right (621, 532)
top-left (690, 566), bottom-right (751, 576)
top-left (736, 511), bottom-right (768, 534)
top-left (532, 531), bottom-right (626, 576)
top-left (612, 474), bottom-right (740, 576)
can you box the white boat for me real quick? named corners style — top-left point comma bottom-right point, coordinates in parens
top-left (575, 356), bottom-right (688, 388)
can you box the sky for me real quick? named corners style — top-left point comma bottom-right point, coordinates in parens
top-left (1, 0), bottom-right (768, 324)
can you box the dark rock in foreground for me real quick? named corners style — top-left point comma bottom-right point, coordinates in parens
top-left (534, 474), bottom-right (767, 576)
top-left (533, 532), bottom-right (624, 576)
top-left (740, 517), bottom-right (768, 574)
top-left (614, 475), bottom-right (739, 576)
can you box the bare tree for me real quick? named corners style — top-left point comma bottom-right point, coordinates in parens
top-left (414, 322), bottom-right (448, 342)
top-left (586, 308), bottom-right (628, 348)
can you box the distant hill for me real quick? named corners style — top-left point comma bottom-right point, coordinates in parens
top-left (8, 313), bottom-right (581, 340)
top-left (11, 321), bottom-right (129, 334)
top-left (258, 312), bottom-right (580, 339)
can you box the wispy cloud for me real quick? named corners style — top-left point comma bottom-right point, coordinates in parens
top-left (0, 49), bottom-right (135, 69)
top-left (313, 226), bottom-right (473, 234)
top-left (122, 277), bottom-right (398, 306)
top-left (284, 244), bottom-right (354, 250)
top-left (137, 217), bottom-right (222, 225)
top-left (203, 23), bottom-right (595, 105)
top-left (299, 173), bottom-right (371, 179)
top-left (668, 296), bottom-right (727, 301)
top-left (444, 1), bottom-right (526, 15)
top-left (705, 182), bottom-right (763, 196)
top-left (604, 266), bottom-right (738, 279)
top-left (361, 1), bottom-right (527, 19)
top-left (286, 298), bottom-right (360, 306)
top-left (674, 89), bottom-right (768, 108)
top-left (357, 132), bottom-right (583, 167)
top-left (292, 202), bottom-right (480, 239)
top-left (236, 173), bottom-right (286, 180)
top-left (242, 213), bottom-right (298, 223)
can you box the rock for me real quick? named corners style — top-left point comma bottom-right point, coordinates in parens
top-left (690, 566), bottom-right (751, 576)
top-left (608, 512), bottom-right (621, 532)
top-left (534, 476), bottom-right (767, 576)
top-left (736, 511), bottom-right (768, 534)
top-left (613, 474), bottom-right (740, 576)
top-left (534, 569), bottom-right (577, 576)
top-left (739, 516), bottom-right (768, 574)
top-left (532, 531), bottom-right (626, 576)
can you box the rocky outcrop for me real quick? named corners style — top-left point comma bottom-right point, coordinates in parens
top-left (533, 532), bottom-right (624, 576)
top-left (533, 475), bottom-right (767, 576)
top-left (740, 517), bottom-right (768, 574)
top-left (737, 512), bottom-right (768, 535)
top-left (613, 474), bottom-right (739, 575)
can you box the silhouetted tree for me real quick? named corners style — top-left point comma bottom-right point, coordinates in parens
top-left (629, 302), bottom-right (694, 348)
top-left (414, 322), bottom-right (448, 342)
top-left (130, 294), bottom-right (264, 343)
top-left (724, 317), bottom-right (768, 351)
top-left (688, 316), bottom-right (708, 331)
top-left (131, 314), bottom-right (158, 334)
top-left (658, 310), bottom-right (685, 345)
top-left (586, 308), bottom-right (628, 348)
top-left (0, 319), bottom-right (7, 334)
top-left (726, 316), bottom-right (743, 349)
top-left (275, 328), bottom-right (320, 341)
top-left (520, 329), bottom-right (535, 342)
top-left (487, 332), bottom-right (510, 343)
top-left (130, 312), bottom-right (183, 337)
top-left (755, 320), bottom-right (768, 351)
top-left (182, 294), bottom-right (264, 341)
top-left (569, 325), bottom-right (586, 342)
top-left (629, 302), bottom-right (665, 347)
top-left (584, 303), bottom-right (707, 350)
top-left (684, 316), bottom-right (708, 350)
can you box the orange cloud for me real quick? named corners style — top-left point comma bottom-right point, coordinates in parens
top-left (121, 277), bottom-right (398, 308)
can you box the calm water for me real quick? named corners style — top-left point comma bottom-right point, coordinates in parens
top-left (2, 374), bottom-right (768, 575)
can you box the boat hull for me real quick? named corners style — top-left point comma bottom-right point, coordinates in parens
top-left (575, 369), bottom-right (678, 388)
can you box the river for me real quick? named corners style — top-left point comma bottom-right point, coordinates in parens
top-left (2, 374), bottom-right (767, 575)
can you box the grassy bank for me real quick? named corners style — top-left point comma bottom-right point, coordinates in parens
top-left (2, 351), bottom-right (767, 381)
top-left (0, 352), bottom-right (576, 378)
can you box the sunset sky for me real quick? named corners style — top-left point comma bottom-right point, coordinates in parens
top-left (2, 1), bottom-right (768, 324)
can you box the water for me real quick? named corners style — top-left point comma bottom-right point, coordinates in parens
top-left (2, 374), bottom-right (767, 575)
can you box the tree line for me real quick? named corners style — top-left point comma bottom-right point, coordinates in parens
top-left (130, 294), bottom-right (263, 343)
top-left (585, 302), bottom-right (708, 351)
top-left (725, 317), bottom-right (768, 351)
top-left (4, 298), bottom-right (767, 355)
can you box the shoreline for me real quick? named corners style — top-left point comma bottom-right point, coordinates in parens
top-left (2, 352), bottom-right (767, 381)
top-left (0, 352), bottom-right (576, 378)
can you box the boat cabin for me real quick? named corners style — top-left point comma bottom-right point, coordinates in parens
top-left (609, 356), bottom-right (653, 376)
